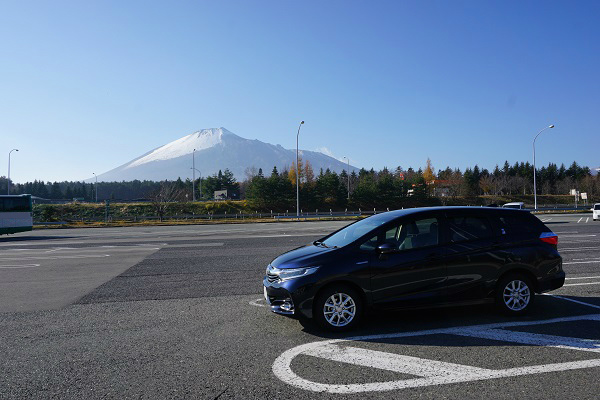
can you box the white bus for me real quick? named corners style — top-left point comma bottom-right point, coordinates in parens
top-left (0, 194), bottom-right (33, 235)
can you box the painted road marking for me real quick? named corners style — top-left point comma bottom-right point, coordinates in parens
top-left (0, 264), bottom-right (40, 269)
top-left (563, 282), bottom-right (600, 287)
top-left (578, 217), bottom-right (583, 223)
top-left (586, 217), bottom-right (590, 223)
top-left (564, 260), bottom-right (600, 265)
top-left (249, 298), bottom-right (266, 307)
top-left (273, 314), bottom-right (600, 394)
top-left (0, 255), bottom-right (110, 261)
top-left (560, 246), bottom-right (600, 252)
top-left (545, 295), bottom-right (600, 310)
top-left (560, 234), bottom-right (596, 237)
top-left (566, 275), bottom-right (600, 280)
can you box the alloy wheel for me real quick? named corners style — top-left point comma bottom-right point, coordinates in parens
top-left (502, 279), bottom-right (531, 311)
top-left (323, 292), bottom-right (356, 327)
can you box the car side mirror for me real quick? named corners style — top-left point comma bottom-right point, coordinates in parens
top-left (376, 243), bottom-right (396, 254)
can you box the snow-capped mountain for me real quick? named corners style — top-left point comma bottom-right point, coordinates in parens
top-left (94, 128), bottom-right (358, 182)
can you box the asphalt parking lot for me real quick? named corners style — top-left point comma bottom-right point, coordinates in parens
top-left (0, 213), bottom-right (599, 399)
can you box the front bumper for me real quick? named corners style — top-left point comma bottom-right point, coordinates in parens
top-left (264, 285), bottom-right (295, 316)
top-left (263, 276), bottom-right (317, 319)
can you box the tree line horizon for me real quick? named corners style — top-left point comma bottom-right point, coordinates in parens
top-left (1, 159), bottom-right (596, 211)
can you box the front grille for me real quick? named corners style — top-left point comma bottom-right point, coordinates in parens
top-left (267, 272), bottom-right (280, 283)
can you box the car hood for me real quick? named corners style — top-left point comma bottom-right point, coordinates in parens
top-left (270, 244), bottom-right (335, 269)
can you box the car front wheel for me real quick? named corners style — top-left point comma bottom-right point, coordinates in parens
top-left (496, 274), bottom-right (534, 315)
top-left (314, 284), bottom-right (363, 332)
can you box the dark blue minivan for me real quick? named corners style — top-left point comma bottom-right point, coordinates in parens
top-left (263, 207), bottom-right (564, 331)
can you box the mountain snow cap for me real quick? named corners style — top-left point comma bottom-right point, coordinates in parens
top-left (127, 128), bottom-right (228, 168)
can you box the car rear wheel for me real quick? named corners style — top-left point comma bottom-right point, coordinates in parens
top-left (314, 284), bottom-right (363, 332)
top-left (496, 274), bottom-right (534, 315)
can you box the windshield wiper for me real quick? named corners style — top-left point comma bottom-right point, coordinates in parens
top-left (313, 240), bottom-right (329, 248)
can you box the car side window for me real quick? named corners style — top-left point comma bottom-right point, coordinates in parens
top-left (397, 218), bottom-right (439, 250)
top-left (359, 225), bottom-right (398, 252)
top-left (359, 217), bottom-right (439, 251)
top-left (447, 215), bottom-right (494, 242)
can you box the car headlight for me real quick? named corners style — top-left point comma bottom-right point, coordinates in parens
top-left (268, 266), bottom-right (320, 282)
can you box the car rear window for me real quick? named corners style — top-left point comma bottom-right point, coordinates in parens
top-left (496, 213), bottom-right (548, 235)
top-left (447, 216), bottom-right (494, 242)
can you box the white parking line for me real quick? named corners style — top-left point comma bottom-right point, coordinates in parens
top-left (249, 298), bottom-right (266, 307)
top-left (560, 234), bottom-right (596, 237)
top-left (0, 255), bottom-right (110, 261)
top-left (586, 217), bottom-right (590, 223)
top-left (560, 246), bottom-right (600, 252)
top-left (273, 314), bottom-right (600, 393)
top-left (0, 264), bottom-right (40, 269)
top-left (302, 344), bottom-right (491, 376)
top-left (566, 276), bottom-right (600, 280)
top-left (544, 294), bottom-right (600, 310)
top-left (578, 217), bottom-right (583, 223)
top-left (563, 282), bottom-right (600, 287)
top-left (563, 260), bottom-right (600, 265)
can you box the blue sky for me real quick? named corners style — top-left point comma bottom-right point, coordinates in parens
top-left (1, 0), bottom-right (598, 183)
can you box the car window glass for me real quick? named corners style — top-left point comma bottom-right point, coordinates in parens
top-left (497, 215), bottom-right (537, 234)
top-left (595, 205), bottom-right (600, 210)
top-left (321, 213), bottom-right (391, 248)
top-left (359, 217), bottom-right (439, 251)
top-left (448, 216), bottom-right (494, 242)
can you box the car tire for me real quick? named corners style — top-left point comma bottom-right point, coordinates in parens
top-left (314, 284), bottom-right (363, 332)
top-left (495, 273), bottom-right (535, 315)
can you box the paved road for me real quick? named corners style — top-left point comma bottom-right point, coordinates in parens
top-left (0, 215), bottom-right (598, 399)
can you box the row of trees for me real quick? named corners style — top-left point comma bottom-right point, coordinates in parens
top-left (242, 159), bottom-right (597, 211)
top-left (0, 169), bottom-right (241, 202)
top-left (1, 160), bottom-right (597, 211)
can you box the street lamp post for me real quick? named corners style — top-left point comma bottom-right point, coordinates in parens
top-left (533, 124), bottom-right (554, 210)
top-left (7, 149), bottom-right (18, 195)
top-left (192, 149), bottom-right (196, 202)
top-left (191, 167), bottom-right (202, 200)
top-left (343, 156), bottom-right (350, 200)
top-left (296, 121), bottom-right (304, 218)
top-left (92, 173), bottom-right (98, 203)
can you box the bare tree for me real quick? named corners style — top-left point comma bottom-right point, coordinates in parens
top-left (244, 166), bottom-right (258, 181)
top-left (149, 182), bottom-right (186, 221)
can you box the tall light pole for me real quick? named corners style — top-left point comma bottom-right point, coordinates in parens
top-left (92, 172), bottom-right (98, 203)
top-left (7, 149), bottom-right (18, 195)
top-left (533, 124), bottom-right (554, 210)
top-left (192, 149), bottom-right (196, 202)
top-left (343, 156), bottom-right (350, 200)
top-left (191, 167), bottom-right (202, 200)
top-left (296, 121), bottom-right (304, 218)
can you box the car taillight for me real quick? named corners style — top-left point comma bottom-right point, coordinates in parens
top-left (540, 232), bottom-right (558, 246)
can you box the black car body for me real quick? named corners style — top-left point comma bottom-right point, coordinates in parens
top-left (263, 207), bottom-right (564, 331)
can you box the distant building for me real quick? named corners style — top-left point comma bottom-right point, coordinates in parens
top-left (214, 190), bottom-right (228, 200)
top-left (213, 190), bottom-right (239, 200)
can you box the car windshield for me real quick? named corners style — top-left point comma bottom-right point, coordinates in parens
top-left (320, 214), bottom-right (393, 248)
top-left (595, 205), bottom-right (600, 210)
